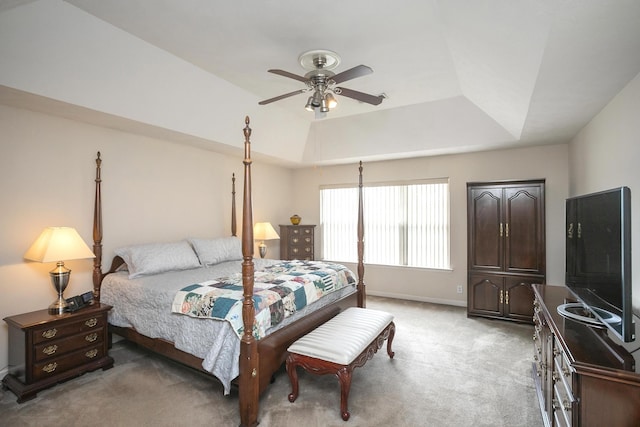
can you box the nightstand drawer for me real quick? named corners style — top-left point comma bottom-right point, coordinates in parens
top-left (33, 314), bottom-right (105, 344)
top-left (32, 344), bottom-right (105, 381)
top-left (34, 329), bottom-right (104, 362)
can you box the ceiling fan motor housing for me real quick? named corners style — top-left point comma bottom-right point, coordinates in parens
top-left (298, 49), bottom-right (341, 71)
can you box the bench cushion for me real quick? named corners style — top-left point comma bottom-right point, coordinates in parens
top-left (287, 307), bottom-right (394, 365)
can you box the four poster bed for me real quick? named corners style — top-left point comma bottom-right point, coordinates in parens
top-left (90, 117), bottom-right (366, 427)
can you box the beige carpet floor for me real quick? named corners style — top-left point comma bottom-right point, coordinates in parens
top-left (0, 296), bottom-right (541, 426)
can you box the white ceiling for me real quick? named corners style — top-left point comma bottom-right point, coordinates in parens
top-left (3, 0), bottom-right (640, 165)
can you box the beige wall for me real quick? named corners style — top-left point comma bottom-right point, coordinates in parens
top-left (292, 144), bottom-right (570, 305)
top-left (569, 71), bottom-right (640, 313)
top-left (0, 105), bottom-right (293, 373)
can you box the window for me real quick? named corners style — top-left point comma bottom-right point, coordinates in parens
top-left (320, 179), bottom-right (450, 269)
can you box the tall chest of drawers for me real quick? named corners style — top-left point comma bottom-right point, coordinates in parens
top-left (2, 303), bottom-right (114, 402)
top-left (279, 225), bottom-right (316, 260)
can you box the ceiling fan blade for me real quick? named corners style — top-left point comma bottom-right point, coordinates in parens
top-left (331, 65), bottom-right (373, 84)
top-left (336, 87), bottom-right (384, 106)
top-left (258, 89), bottom-right (307, 105)
top-left (268, 69), bottom-right (308, 83)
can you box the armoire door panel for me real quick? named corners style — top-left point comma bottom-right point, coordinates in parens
top-left (504, 277), bottom-right (538, 321)
top-left (469, 188), bottom-right (503, 271)
top-left (504, 185), bottom-right (544, 274)
top-left (468, 274), bottom-right (502, 316)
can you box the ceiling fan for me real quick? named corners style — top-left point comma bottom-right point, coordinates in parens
top-left (258, 49), bottom-right (384, 116)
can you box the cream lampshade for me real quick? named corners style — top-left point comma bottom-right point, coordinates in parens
top-left (24, 227), bottom-right (95, 315)
top-left (253, 222), bottom-right (280, 258)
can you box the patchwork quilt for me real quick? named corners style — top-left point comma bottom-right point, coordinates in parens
top-left (171, 260), bottom-right (356, 339)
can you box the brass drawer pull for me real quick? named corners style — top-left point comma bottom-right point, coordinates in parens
top-left (85, 333), bottom-right (98, 343)
top-left (42, 362), bottom-right (57, 373)
top-left (85, 349), bottom-right (98, 359)
top-left (42, 345), bottom-right (58, 356)
top-left (85, 318), bottom-right (98, 328)
top-left (42, 328), bottom-right (57, 339)
top-left (563, 399), bottom-right (572, 411)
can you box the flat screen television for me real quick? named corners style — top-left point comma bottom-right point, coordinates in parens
top-left (565, 186), bottom-right (634, 342)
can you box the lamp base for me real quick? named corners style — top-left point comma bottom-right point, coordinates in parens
top-left (49, 297), bottom-right (69, 315)
top-left (259, 242), bottom-right (267, 259)
top-left (49, 262), bottom-right (70, 315)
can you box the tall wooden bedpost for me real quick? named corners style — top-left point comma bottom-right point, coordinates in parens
top-left (239, 116), bottom-right (259, 427)
top-left (93, 152), bottom-right (103, 301)
top-left (231, 173), bottom-right (237, 237)
top-left (357, 161), bottom-right (366, 308)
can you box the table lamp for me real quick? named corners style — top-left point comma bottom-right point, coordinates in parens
top-left (253, 222), bottom-right (280, 258)
top-left (24, 227), bottom-right (95, 315)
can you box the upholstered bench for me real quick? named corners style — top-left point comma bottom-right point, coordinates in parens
top-left (286, 307), bottom-right (395, 421)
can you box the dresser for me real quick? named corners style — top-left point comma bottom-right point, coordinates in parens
top-left (532, 284), bottom-right (640, 426)
top-left (279, 225), bottom-right (315, 260)
top-left (2, 303), bottom-right (114, 402)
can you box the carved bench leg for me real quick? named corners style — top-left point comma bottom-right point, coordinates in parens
top-left (286, 354), bottom-right (299, 403)
top-left (387, 322), bottom-right (396, 359)
top-left (336, 366), bottom-right (353, 421)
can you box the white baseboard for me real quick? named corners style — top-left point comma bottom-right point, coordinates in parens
top-left (367, 290), bottom-right (467, 308)
top-left (0, 367), bottom-right (7, 379)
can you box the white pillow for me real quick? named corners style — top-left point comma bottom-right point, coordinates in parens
top-left (189, 236), bottom-right (242, 266)
top-left (114, 240), bottom-right (201, 279)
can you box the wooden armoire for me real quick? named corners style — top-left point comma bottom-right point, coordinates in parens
top-left (467, 180), bottom-right (545, 323)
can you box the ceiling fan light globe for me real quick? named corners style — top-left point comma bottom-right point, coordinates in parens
top-left (325, 92), bottom-right (338, 109)
top-left (320, 98), bottom-right (329, 113)
top-left (304, 96), bottom-right (314, 111)
top-left (312, 91), bottom-right (323, 106)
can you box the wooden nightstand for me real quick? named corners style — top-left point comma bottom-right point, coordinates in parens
top-left (2, 303), bottom-right (114, 402)
top-left (280, 225), bottom-right (315, 260)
